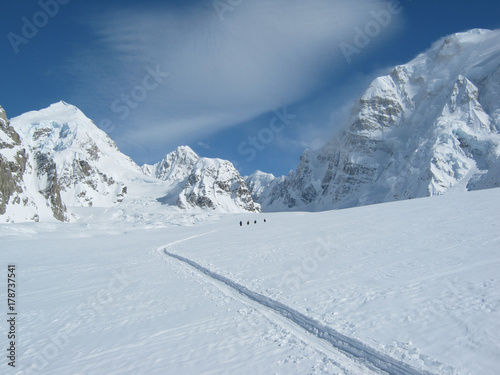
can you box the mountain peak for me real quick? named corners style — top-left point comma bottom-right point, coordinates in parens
top-left (14, 101), bottom-right (88, 125)
top-left (52, 100), bottom-right (72, 107)
top-left (144, 145), bottom-right (260, 212)
top-left (452, 28), bottom-right (492, 40)
top-left (3, 103), bottom-right (142, 220)
top-left (428, 28), bottom-right (499, 62)
top-left (175, 145), bottom-right (197, 155)
top-left (169, 145), bottom-right (199, 161)
top-left (143, 145), bottom-right (200, 183)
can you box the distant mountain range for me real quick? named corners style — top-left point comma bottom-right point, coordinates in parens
top-left (1, 29), bottom-right (499, 222)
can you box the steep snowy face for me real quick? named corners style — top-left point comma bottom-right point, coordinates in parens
top-left (142, 145), bottom-right (199, 184)
top-left (260, 29), bottom-right (500, 211)
top-left (177, 157), bottom-right (261, 212)
top-left (10, 101), bottom-right (142, 209)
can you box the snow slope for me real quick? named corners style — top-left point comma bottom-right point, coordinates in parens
top-left (1, 188), bottom-right (499, 374)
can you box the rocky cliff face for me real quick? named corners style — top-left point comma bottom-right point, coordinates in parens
top-left (0, 105), bottom-right (27, 217)
top-left (257, 29), bottom-right (500, 211)
top-left (0, 105), bottom-right (67, 222)
top-left (33, 152), bottom-right (67, 221)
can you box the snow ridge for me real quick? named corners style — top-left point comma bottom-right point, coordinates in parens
top-left (162, 246), bottom-right (431, 375)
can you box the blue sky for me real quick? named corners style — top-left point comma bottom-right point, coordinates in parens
top-left (2, 0), bottom-right (500, 176)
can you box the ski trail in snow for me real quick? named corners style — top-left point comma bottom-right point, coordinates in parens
top-left (159, 247), bottom-right (379, 374)
top-left (161, 245), bottom-right (433, 375)
top-left (161, 230), bottom-right (219, 248)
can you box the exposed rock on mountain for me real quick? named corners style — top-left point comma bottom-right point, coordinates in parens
top-left (0, 106), bottom-right (29, 218)
top-left (0, 105), bottom-right (67, 222)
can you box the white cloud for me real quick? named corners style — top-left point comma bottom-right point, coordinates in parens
top-left (197, 141), bottom-right (210, 149)
top-left (69, 0), bottom-right (401, 151)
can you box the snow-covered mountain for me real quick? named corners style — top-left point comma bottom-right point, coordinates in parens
top-left (4, 29), bottom-right (499, 220)
top-left (257, 29), bottom-right (500, 211)
top-left (1, 103), bottom-right (261, 222)
top-left (10, 102), bottom-right (144, 212)
top-left (148, 146), bottom-right (261, 213)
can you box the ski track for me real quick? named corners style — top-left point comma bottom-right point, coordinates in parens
top-left (159, 237), bottom-right (434, 375)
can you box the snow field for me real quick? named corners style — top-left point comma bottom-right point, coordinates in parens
top-left (0, 218), bottom-right (362, 374)
top-left (158, 188), bottom-right (500, 374)
top-left (1, 187), bottom-right (499, 374)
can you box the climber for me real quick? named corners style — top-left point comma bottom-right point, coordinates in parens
top-left (240, 221), bottom-right (242, 226)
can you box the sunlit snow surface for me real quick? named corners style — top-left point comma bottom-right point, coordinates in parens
top-left (1, 188), bottom-right (500, 374)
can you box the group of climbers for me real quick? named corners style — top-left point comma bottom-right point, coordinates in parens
top-left (240, 219), bottom-right (266, 226)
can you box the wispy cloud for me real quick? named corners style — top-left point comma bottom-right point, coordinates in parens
top-left (197, 141), bottom-right (210, 150)
top-left (67, 0), bottom-right (401, 158)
